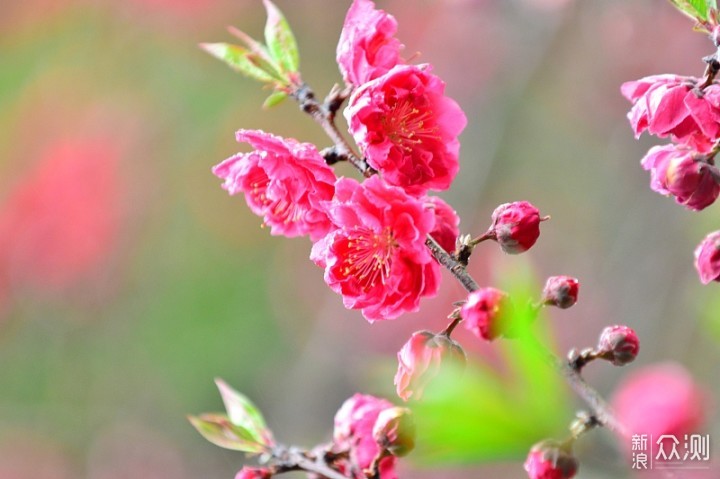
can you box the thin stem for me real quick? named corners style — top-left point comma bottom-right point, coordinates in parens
top-left (441, 308), bottom-right (463, 336)
top-left (425, 235), bottom-right (479, 292)
top-left (292, 83), bottom-right (374, 177)
top-left (276, 447), bottom-right (352, 479)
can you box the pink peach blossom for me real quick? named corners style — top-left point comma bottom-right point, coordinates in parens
top-left (336, 0), bottom-right (403, 86)
top-left (311, 176), bottom-right (440, 321)
top-left (621, 74), bottom-right (701, 144)
top-left (596, 325), bottom-right (639, 366)
top-left (524, 440), bottom-right (578, 479)
top-left (212, 130), bottom-right (336, 241)
top-left (612, 362), bottom-right (707, 439)
top-left (345, 64), bottom-right (467, 195)
top-left (425, 196), bottom-right (460, 254)
top-left (694, 230), bottom-right (720, 284)
top-left (541, 276), bottom-right (579, 309)
top-left (461, 287), bottom-right (510, 340)
top-left (235, 467), bottom-right (271, 479)
top-left (488, 201), bottom-right (544, 254)
top-left (333, 394), bottom-right (398, 479)
top-left (640, 144), bottom-right (720, 211)
top-left (394, 330), bottom-right (466, 402)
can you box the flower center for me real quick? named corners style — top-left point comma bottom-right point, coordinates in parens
top-left (383, 100), bottom-right (440, 151)
top-left (343, 227), bottom-right (397, 290)
top-left (247, 168), bottom-right (300, 225)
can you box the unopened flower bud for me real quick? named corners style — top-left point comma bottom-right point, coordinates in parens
top-left (394, 330), bottom-right (466, 402)
top-left (541, 276), bottom-right (579, 309)
top-left (235, 467), bottom-right (272, 479)
top-left (461, 288), bottom-right (511, 340)
top-left (488, 201), bottom-right (545, 254)
top-left (372, 406), bottom-right (416, 457)
top-left (694, 230), bottom-right (720, 284)
top-left (524, 440), bottom-right (578, 479)
top-left (597, 325), bottom-right (639, 366)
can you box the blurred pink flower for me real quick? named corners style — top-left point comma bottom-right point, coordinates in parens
top-left (310, 176), bottom-right (440, 321)
top-left (425, 196), bottom-right (460, 254)
top-left (612, 362), bottom-right (707, 439)
top-left (333, 394), bottom-right (397, 479)
top-left (524, 440), bottom-right (578, 479)
top-left (213, 130), bottom-right (336, 241)
top-left (235, 467), bottom-right (271, 479)
top-left (394, 330), bottom-right (466, 402)
top-left (694, 230), bottom-right (720, 284)
top-left (461, 287), bottom-right (510, 340)
top-left (337, 0), bottom-right (403, 86)
top-left (640, 144), bottom-right (720, 211)
top-left (0, 137), bottom-right (123, 292)
top-left (345, 64), bottom-right (467, 195)
top-left (541, 275), bottom-right (579, 309)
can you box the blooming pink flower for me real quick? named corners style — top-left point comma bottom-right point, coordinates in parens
top-left (212, 130), bottom-right (336, 241)
top-left (640, 144), bottom-right (720, 211)
top-left (541, 276), bottom-right (579, 309)
top-left (612, 362), bottom-right (706, 439)
top-left (596, 325), bottom-right (639, 366)
top-left (333, 394), bottom-right (398, 479)
top-left (310, 176), bottom-right (440, 321)
top-left (345, 64), bottom-right (467, 195)
top-left (524, 440), bottom-right (578, 479)
top-left (235, 467), bottom-right (272, 479)
top-left (394, 330), bottom-right (466, 402)
top-left (621, 74), bottom-right (701, 143)
top-left (694, 230), bottom-right (720, 284)
top-left (425, 196), bottom-right (460, 254)
top-left (336, 0), bottom-right (403, 86)
top-left (461, 287), bottom-right (510, 340)
top-left (0, 137), bottom-right (123, 291)
top-left (487, 201), bottom-right (544, 254)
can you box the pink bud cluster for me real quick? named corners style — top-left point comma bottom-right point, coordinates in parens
top-left (621, 41), bottom-right (720, 284)
top-left (332, 394), bottom-right (415, 479)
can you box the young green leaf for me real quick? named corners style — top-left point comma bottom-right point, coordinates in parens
top-left (262, 91), bottom-right (288, 109)
top-left (200, 43), bottom-right (280, 83)
top-left (188, 413), bottom-right (269, 453)
top-left (669, 0), bottom-right (709, 22)
top-left (215, 378), bottom-right (275, 447)
top-left (263, 0), bottom-right (300, 73)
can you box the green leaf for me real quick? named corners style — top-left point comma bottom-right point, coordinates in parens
top-left (188, 413), bottom-right (269, 453)
top-left (669, 0), bottom-right (710, 22)
top-left (263, 0), bottom-right (300, 73)
top-left (200, 43), bottom-right (284, 84)
top-left (215, 379), bottom-right (274, 447)
top-left (410, 260), bottom-right (569, 466)
top-left (262, 91), bottom-right (287, 109)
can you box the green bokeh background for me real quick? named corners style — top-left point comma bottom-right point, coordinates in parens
top-left (1, 1), bottom-right (719, 478)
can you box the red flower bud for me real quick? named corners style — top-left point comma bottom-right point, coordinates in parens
top-left (488, 201), bottom-right (544, 254)
top-left (235, 467), bottom-right (272, 479)
top-left (541, 276), bottom-right (579, 309)
top-left (694, 230), bottom-right (720, 284)
top-left (461, 288), bottom-right (511, 340)
top-left (372, 406), bottom-right (416, 457)
top-left (524, 440), bottom-right (578, 479)
top-left (597, 325), bottom-right (639, 366)
top-left (394, 331), bottom-right (466, 402)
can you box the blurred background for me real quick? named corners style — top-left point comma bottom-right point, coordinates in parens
top-left (1, 0), bottom-right (719, 477)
